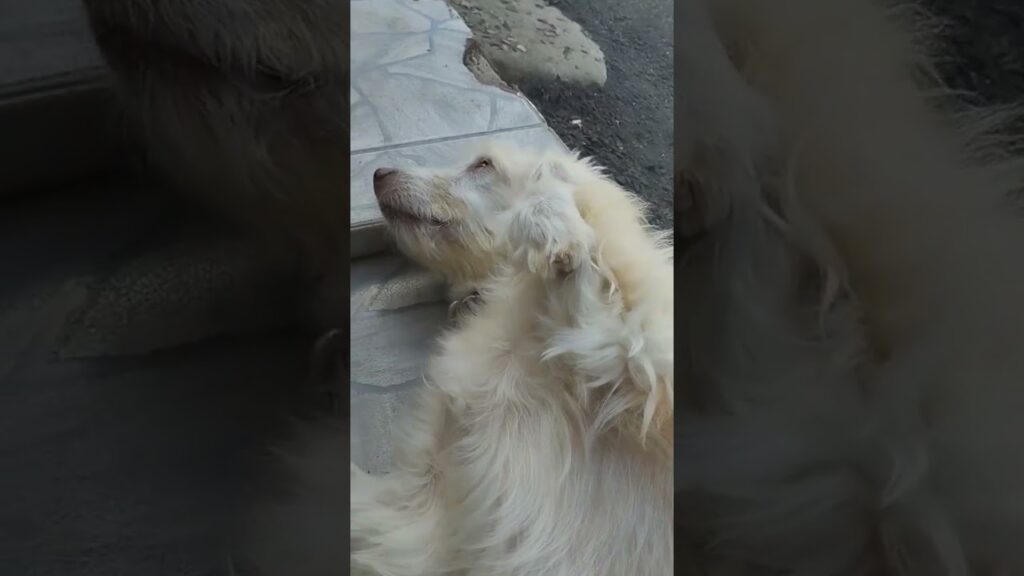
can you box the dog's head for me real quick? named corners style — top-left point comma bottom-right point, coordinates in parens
top-left (373, 142), bottom-right (598, 291)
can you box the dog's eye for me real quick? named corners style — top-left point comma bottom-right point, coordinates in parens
top-left (471, 157), bottom-right (493, 171)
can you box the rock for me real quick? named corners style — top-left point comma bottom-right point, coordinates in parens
top-left (447, 0), bottom-right (607, 87)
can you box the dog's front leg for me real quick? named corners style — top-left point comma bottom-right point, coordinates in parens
top-left (503, 174), bottom-right (594, 280)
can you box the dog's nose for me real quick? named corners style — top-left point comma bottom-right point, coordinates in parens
top-left (373, 168), bottom-right (396, 183)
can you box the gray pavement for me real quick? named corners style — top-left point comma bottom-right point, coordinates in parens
top-left (0, 179), bottom-right (325, 576)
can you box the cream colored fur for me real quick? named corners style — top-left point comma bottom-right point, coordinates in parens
top-left (352, 143), bottom-right (674, 575)
top-left (679, 0), bottom-right (1024, 574)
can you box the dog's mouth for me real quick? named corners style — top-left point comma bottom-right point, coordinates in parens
top-left (378, 202), bottom-right (449, 228)
top-left (373, 168), bottom-right (452, 228)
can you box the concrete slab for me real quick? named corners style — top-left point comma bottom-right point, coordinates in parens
top-left (0, 0), bottom-right (105, 91)
top-left (350, 254), bottom-right (447, 390)
top-left (351, 0), bottom-right (544, 153)
top-left (0, 0), bottom-right (123, 196)
top-left (350, 383), bottom-right (425, 474)
top-left (349, 0), bottom-right (569, 257)
top-left (349, 252), bottom-right (448, 473)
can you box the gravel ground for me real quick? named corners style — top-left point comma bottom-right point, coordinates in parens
top-left (925, 0), bottom-right (1024, 109)
top-left (513, 0), bottom-right (675, 231)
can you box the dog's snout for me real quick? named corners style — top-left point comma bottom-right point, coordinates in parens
top-left (373, 168), bottom-right (401, 200)
top-left (374, 168), bottom-right (397, 184)
top-left (373, 168), bottom-right (399, 198)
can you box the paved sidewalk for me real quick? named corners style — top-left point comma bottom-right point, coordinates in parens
top-left (0, 0), bottom-right (122, 196)
top-left (349, 0), bottom-right (565, 473)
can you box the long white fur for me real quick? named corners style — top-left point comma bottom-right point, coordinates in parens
top-left (679, 0), bottom-right (1024, 574)
top-left (353, 145), bottom-right (674, 575)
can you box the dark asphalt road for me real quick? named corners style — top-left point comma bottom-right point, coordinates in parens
top-left (923, 0), bottom-right (1024, 165)
top-left (925, 0), bottom-right (1024, 111)
top-left (516, 0), bottom-right (1024, 234)
top-left (517, 0), bottom-right (675, 231)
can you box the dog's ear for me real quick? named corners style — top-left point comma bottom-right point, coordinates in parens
top-left (502, 164), bottom-right (593, 278)
top-left (531, 155), bottom-right (574, 184)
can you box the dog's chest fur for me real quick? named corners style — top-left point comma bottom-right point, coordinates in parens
top-left (419, 280), bottom-right (672, 575)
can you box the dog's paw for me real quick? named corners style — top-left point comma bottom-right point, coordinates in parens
top-left (502, 170), bottom-right (594, 278)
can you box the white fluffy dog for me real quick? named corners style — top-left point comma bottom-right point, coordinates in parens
top-left (351, 142), bottom-right (674, 575)
top-left (678, 0), bottom-right (1024, 574)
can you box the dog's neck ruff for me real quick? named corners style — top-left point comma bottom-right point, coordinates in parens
top-left (447, 291), bottom-right (482, 325)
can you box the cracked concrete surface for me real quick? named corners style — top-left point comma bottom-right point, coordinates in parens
top-left (349, 0), bottom-right (565, 258)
